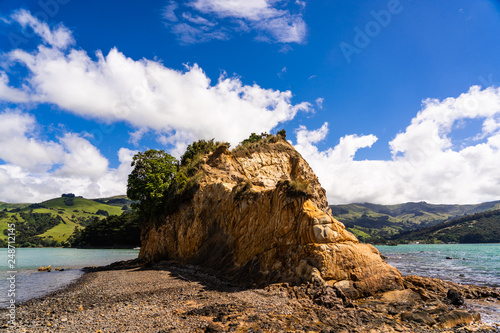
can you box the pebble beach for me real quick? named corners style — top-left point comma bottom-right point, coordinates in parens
top-left (1, 260), bottom-right (499, 333)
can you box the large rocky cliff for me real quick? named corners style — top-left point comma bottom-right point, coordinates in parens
top-left (139, 138), bottom-right (403, 297)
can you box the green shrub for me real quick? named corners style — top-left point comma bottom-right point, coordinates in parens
top-left (232, 180), bottom-right (252, 201)
top-left (95, 209), bottom-right (109, 216)
top-left (68, 212), bottom-right (140, 248)
top-left (181, 139), bottom-right (229, 172)
top-left (63, 197), bottom-right (74, 206)
top-left (233, 131), bottom-right (284, 156)
top-left (277, 179), bottom-right (312, 197)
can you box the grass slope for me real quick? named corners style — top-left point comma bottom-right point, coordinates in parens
top-left (91, 195), bottom-right (134, 208)
top-left (331, 200), bottom-right (500, 243)
top-left (38, 218), bottom-right (80, 242)
top-left (42, 197), bottom-right (123, 214)
top-left (0, 196), bottom-right (127, 246)
top-left (393, 209), bottom-right (500, 243)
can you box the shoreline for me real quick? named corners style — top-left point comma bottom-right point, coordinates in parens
top-left (1, 260), bottom-right (499, 332)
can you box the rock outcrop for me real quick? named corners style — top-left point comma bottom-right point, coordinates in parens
top-left (139, 138), bottom-right (403, 296)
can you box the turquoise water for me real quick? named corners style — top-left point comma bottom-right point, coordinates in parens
top-left (1, 245), bottom-right (499, 315)
top-left (376, 244), bottom-right (500, 325)
top-left (0, 248), bottom-right (139, 308)
top-left (376, 244), bottom-right (500, 287)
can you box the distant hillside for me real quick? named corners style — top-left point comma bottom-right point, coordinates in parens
top-left (393, 209), bottom-right (500, 243)
top-left (92, 195), bottom-right (134, 208)
top-left (0, 195), bottom-right (130, 247)
top-left (330, 200), bottom-right (500, 243)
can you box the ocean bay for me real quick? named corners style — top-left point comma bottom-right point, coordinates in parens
top-left (0, 248), bottom-right (139, 308)
top-left (2, 244), bottom-right (499, 309)
top-left (376, 243), bottom-right (500, 287)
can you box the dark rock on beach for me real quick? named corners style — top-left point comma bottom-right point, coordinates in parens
top-left (447, 289), bottom-right (465, 306)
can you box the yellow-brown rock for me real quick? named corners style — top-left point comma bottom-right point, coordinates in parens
top-left (139, 139), bottom-right (403, 296)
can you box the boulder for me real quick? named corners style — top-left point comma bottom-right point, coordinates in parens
top-left (38, 265), bottom-right (51, 272)
top-left (140, 139), bottom-right (403, 296)
top-left (436, 310), bottom-right (481, 329)
top-left (380, 289), bottom-right (422, 303)
top-left (446, 289), bottom-right (465, 306)
top-left (401, 311), bottom-right (436, 326)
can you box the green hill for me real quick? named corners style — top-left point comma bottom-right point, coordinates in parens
top-left (91, 195), bottom-right (134, 208)
top-left (393, 209), bottom-right (500, 243)
top-left (41, 197), bottom-right (124, 215)
top-left (330, 200), bottom-right (500, 243)
top-left (0, 195), bottom-right (130, 247)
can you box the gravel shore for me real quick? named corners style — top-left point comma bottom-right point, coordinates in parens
top-left (1, 260), bottom-right (498, 333)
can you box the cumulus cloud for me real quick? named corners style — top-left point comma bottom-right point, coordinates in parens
top-left (0, 111), bottom-right (135, 203)
top-left (0, 72), bottom-right (30, 103)
top-left (295, 86), bottom-right (500, 205)
top-left (0, 111), bottom-right (62, 171)
top-left (0, 10), bottom-right (310, 202)
top-left (3, 11), bottom-right (309, 151)
top-left (163, 0), bottom-right (307, 44)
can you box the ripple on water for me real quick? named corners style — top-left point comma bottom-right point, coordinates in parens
top-left (376, 244), bottom-right (500, 288)
top-left (467, 299), bottom-right (500, 326)
top-left (0, 269), bottom-right (84, 308)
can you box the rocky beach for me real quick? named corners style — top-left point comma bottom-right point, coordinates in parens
top-left (3, 137), bottom-right (500, 333)
top-left (1, 259), bottom-right (499, 332)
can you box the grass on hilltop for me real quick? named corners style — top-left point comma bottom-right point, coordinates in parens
top-left (0, 196), bottom-right (131, 247)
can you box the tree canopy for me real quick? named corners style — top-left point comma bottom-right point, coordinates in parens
top-left (127, 149), bottom-right (178, 216)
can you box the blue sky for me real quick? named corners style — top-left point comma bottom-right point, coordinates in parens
top-left (1, 0), bottom-right (500, 204)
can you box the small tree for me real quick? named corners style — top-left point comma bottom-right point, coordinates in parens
top-left (127, 149), bottom-right (178, 217)
top-left (95, 209), bottom-right (109, 217)
top-left (277, 129), bottom-right (286, 139)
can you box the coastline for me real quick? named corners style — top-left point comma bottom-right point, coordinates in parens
top-left (2, 260), bottom-right (499, 332)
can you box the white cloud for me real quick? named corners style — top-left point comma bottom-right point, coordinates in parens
top-left (57, 134), bottom-right (110, 179)
top-left (4, 20), bottom-right (309, 147)
top-left (0, 111), bottom-right (135, 203)
top-left (295, 86), bottom-right (500, 204)
top-left (164, 0), bottom-right (307, 44)
top-left (253, 14), bottom-right (306, 43)
top-left (170, 23), bottom-right (229, 44)
top-left (11, 9), bottom-right (74, 49)
top-left (0, 111), bottom-right (62, 171)
top-left (191, 0), bottom-right (280, 20)
top-left (181, 12), bottom-right (216, 26)
top-left (315, 97), bottom-right (324, 109)
top-left (163, 1), bottom-right (179, 22)
top-left (0, 72), bottom-right (30, 103)
top-left (0, 10), bottom-right (309, 202)
top-left (157, 129), bottom-right (194, 159)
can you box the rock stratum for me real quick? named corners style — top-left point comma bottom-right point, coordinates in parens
top-left (139, 138), bottom-right (402, 297)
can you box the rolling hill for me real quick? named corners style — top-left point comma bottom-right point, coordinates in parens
top-left (392, 209), bottom-right (500, 243)
top-left (3, 195), bottom-right (499, 246)
top-left (0, 195), bottom-right (133, 247)
top-left (330, 200), bottom-right (500, 243)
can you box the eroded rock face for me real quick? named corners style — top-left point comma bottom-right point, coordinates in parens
top-left (139, 140), bottom-right (403, 296)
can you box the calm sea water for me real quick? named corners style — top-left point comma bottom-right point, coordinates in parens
top-left (375, 244), bottom-right (500, 287)
top-left (0, 248), bottom-right (139, 308)
top-left (376, 243), bottom-right (500, 325)
top-left (1, 245), bottom-right (499, 324)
